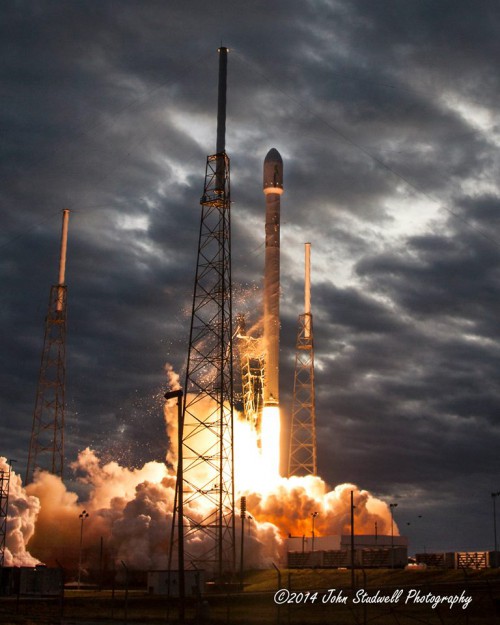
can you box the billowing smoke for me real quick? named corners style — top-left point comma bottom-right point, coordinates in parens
top-left (0, 457), bottom-right (40, 567)
top-left (244, 476), bottom-right (394, 539)
top-left (4, 371), bottom-right (398, 572)
top-left (25, 449), bottom-right (176, 570)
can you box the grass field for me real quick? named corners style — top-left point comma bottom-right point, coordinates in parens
top-left (1, 568), bottom-right (499, 624)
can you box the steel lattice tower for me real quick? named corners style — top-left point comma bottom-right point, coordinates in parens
top-left (173, 47), bottom-right (235, 579)
top-left (26, 209), bottom-right (70, 484)
top-left (288, 243), bottom-right (317, 476)
top-left (0, 465), bottom-right (11, 567)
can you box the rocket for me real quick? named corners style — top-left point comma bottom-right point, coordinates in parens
top-left (263, 148), bottom-right (284, 406)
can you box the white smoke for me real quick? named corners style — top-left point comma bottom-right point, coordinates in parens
top-left (3, 367), bottom-right (397, 572)
top-left (0, 457), bottom-right (40, 566)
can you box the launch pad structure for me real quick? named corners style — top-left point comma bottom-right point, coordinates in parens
top-left (171, 47), bottom-right (235, 580)
top-left (26, 209), bottom-right (70, 484)
top-left (235, 315), bottom-right (265, 435)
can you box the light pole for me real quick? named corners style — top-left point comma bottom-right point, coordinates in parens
top-left (78, 510), bottom-right (89, 589)
top-left (247, 514), bottom-right (253, 537)
top-left (165, 389), bottom-right (184, 624)
top-left (350, 490), bottom-right (356, 592)
top-left (389, 503), bottom-right (398, 569)
top-left (311, 512), bottom-right (318, 553)
top-left (240, 496), bottom-right (247, 586)
top-left (492, 492), bottom-right (500, 568)
top-left (405, 515), bottom-right (422, 558)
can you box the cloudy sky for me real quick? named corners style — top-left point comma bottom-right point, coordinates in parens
top-left (2, 0), bottom-right (500, 554)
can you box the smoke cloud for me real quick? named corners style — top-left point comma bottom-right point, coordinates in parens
top-left (1, 457), bottom-right (40, 567)
top-left (4, 388), bottom-right (398, 572)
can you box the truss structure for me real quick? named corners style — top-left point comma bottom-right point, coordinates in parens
top-left (288, 312), bottom-right (317, 476)
top-left (235, 316), bottom-right (264, 436)
top-left (26, 284), bottom-right (67, 483)
top-left (0, 466), bottom-right (11, 567)
top-left (175, 151), bottom-right (235, 578)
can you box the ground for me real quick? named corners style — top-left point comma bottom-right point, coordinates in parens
top-left (1, 568), bottom-right (500, 624)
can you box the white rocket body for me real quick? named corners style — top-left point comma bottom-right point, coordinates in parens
top-left (263, 148), bottom-right (283, 406)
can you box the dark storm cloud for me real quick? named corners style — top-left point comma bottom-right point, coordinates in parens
top-left (2, 0), bottom-right (500, 552)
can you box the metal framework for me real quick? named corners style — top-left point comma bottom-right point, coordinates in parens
top-left (0, 466), bottom-right (11, 567)
top-left (235, 315), bottom-right (264, 436)
top-left (175, 149), bottom-right (235, 578)
top-left (26, 284), bottom-right (67, 483)
top-left (288, 311), bottom-right (317, 476)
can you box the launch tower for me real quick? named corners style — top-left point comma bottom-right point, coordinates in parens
top-left (26, 209), bottom-right (70, 484)
top-left (288, 243), bottom-right (317, 476)
top-left (173, 47), bottom-right (235, 577)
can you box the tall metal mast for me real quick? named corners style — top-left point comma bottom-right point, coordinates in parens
top-left (173, 47), bottom-right (235, 578)
top-left (288, 242), bottom-right (317, 476)
top-left (0, 464), bottom-right (11, 568)
top-left (26, 209), bottom-right (70, 484)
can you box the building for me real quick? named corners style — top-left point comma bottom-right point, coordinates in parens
top-left (416, 551), bottom-right (500, 570)
top-left (286, 534), bottom-right (408, 569)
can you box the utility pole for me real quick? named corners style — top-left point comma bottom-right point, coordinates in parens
top-left (166, 389), bottom-right (185, 622)
top-left (78, 510), bottom-right (89, 589)
top-left (390, 503), bottom-right (398, 569)
top-left (350, 491), bottom-right (355, 591)
top-left (492, 491), bottom-right (500, 568)
top-left (240, 496), bottom-right (246, 586)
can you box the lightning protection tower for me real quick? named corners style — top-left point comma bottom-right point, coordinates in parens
top-left (173, 47), bottom-right (235, 579)
top-left (26, 209), bottom-right (70, 484)
top-left (0, 464), bottom-right (11, 567)
top-left (288, 243), bottom-right (317, 476)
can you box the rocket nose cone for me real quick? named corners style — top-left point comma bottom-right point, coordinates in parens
top-left (263, 148), bottom-right (284, 193)
top-left (264, 148), bottom-right (283, 164)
